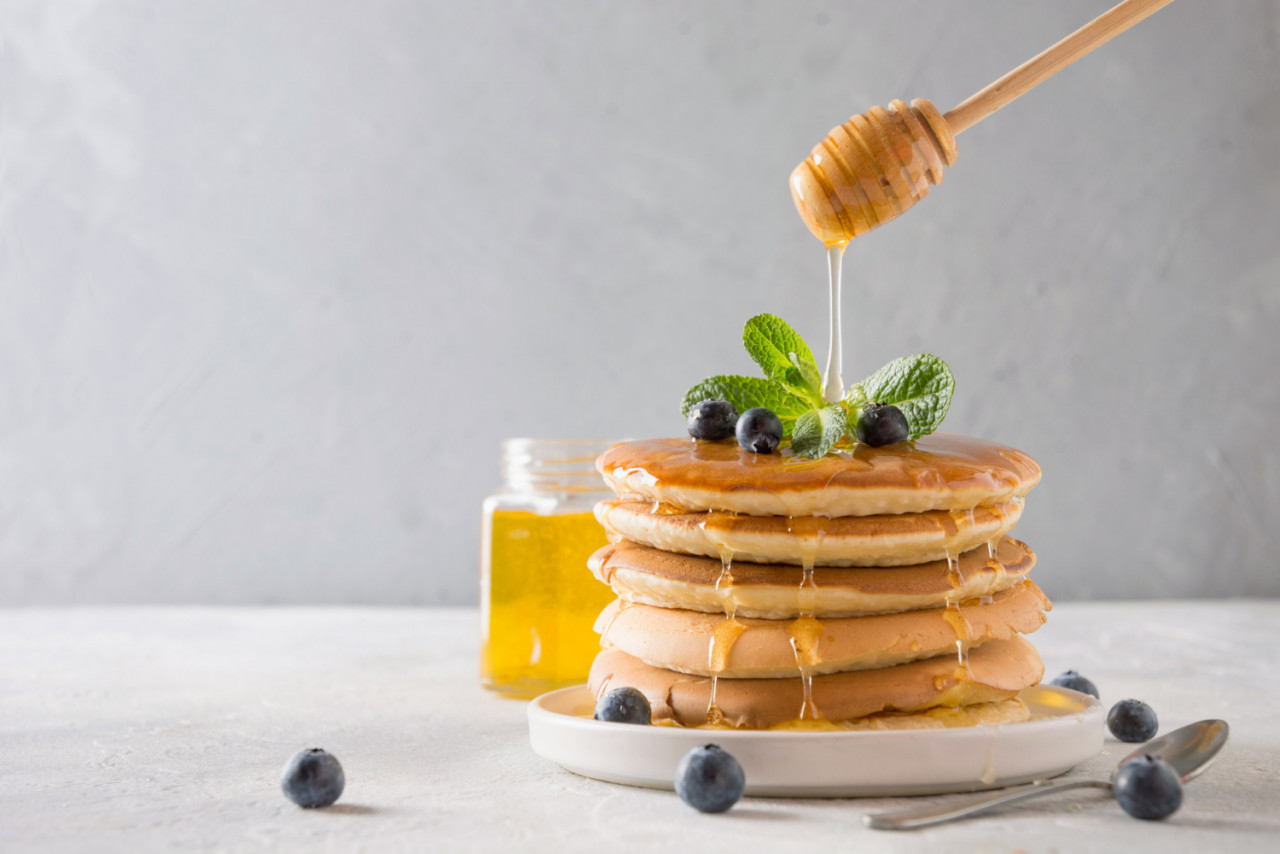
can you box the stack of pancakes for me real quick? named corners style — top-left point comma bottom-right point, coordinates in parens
top-left (586, 434), bottom-right (1050, 730)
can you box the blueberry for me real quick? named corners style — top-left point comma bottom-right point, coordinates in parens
top-left (594, 687), bottom-right (651, 725)
top-left (1048, 669), bottom-right (1100, 699)
top-left (687, 399), bottom-right (739, 441)
top-left (1113, 754), bottom-right (1183, 820)
top-left (281, 748), bottom-right (345, 808)
top-left (855, 403), bottom-right (909, 446)
top-left (675, 744), bottom-right (745, 813)
top-left (1108, 699), bottom-right (1158, 743)
top-left (735, 408), bottom-right (782, 454)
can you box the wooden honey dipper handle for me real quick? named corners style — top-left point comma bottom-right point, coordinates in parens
top-left (789, 0), bottom-right (1176, 245)
top-left (944, 0), bottom-right (1176, 133)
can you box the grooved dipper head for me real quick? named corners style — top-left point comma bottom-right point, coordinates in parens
top-left (790, 99), bottom-right (957, 246)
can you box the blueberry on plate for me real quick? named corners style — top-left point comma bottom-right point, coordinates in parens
top-left (1113, 754), bottom-right (1183, 820)
top-left (281, 748), bottom-right (345, 808)
top-left (675, 744), bottom-right (745, 813)
top-left (687, 399), bottom-right (739, 441)
top-left (1048, 669), bottom-right (1100, 699)
top-left (855, 403), bottom-right (909, 446)
top-left (735, 408), bottom-right (783, 454)
top-left (594, 687), bottom-right (651, 725)
top-left (1108, 699), bottom-right (1158, 743)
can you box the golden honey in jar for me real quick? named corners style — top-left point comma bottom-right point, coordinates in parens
top-left (480, 438), bottom-right (619, 698)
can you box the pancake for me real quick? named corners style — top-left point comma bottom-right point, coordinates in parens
top-left (598, 433), bottom-right (1041, 518)
top-left (595, 580), bottom-right (1050, 678)
top-left (595, 498), bottom-right (1024, 567)
top-left (588, 636), bottom-right (1044, 729)
top-left (588, 538), bottom-right (1035, 618)
top-left (759, 698), bottom-right (1029, 731)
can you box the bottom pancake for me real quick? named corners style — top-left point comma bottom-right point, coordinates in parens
top-left (588, 636), bottom-right (1043, 729)
top-left (745, 698), bottom-right (1029, 731)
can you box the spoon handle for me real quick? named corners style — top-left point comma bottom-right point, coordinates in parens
top-left (864, 778), bottom-right (1112, 830)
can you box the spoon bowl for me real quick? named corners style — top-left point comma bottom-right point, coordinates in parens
top-left (1115, 718), bottom-right (1228, 784)
top-left (865, 718), bottom-right (1229, 830)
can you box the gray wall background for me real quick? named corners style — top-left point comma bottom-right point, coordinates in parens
top-left (2, 1), bottom-right (1277, 605)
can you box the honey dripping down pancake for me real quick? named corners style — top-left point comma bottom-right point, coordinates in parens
top-left (595, 497), bottom-right (1024, 567)
top-left (595, 580), bottom-right (1050, 678)
top-left (588, 636), bottom-right (1045, 730)
top-left (598, 433), bottom-right (1041, 518)
top-left (588, 538), bottom-right (1035, 618)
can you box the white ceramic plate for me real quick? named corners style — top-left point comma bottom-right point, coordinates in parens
top-left (528, 685), bottom-right (1102, 797)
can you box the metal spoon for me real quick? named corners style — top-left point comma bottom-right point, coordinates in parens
top-left (865, 719), bottom-right (1229, 830)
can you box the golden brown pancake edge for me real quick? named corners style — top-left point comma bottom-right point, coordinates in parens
top-left (598, 433), bottom-right (1042, 517)
top-left (588, 636), bottom-right (1044, 729)
top-left (595, 580), bottom-right (1051, 678)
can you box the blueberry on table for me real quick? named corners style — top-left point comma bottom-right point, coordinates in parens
top-left (735, 408), bottom-right (783, 454)
top-left (1113, 754), bottom-right (1183, 820)
top-left (1108, 699), bottom-right (1159, 743)
top-left (687, 399), bottom-right (739, 441)
top-left (281, 748), bottom-right (345, 808)
top-left (675, 744), bottom-right (745, 813)
top-left (855, 403), bottom-right (909, 446)
top-left (1048, 669), bottom-right (1100, 699)
top-left (594, 687), bottom-right (651, 725)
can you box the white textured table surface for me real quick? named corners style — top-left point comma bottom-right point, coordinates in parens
top-left (3, 604), bottom-right (1279, 853)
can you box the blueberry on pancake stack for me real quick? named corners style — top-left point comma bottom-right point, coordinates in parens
top-left (586, 434), bottom-right (1049, 729)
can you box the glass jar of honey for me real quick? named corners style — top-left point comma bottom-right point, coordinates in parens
top-left (480, 438), bottom-right (620, 699)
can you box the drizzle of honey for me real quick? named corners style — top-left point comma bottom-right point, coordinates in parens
top-left (784, 516), bottom-right (829, 720)
top-left (820, 245), bottom-right (846, 402)
top-left (704, 705), bottom-right (726, 726)
top-left (714, 552), bottom-right (739, 620)
top-left (944, 551), bottom-right (964, 588)
top-left (698, 511), bottom-right (739, 557)
top-left (786, 516), bottom-right (826, 616)
top-left (942, 552), bottom-right (973, 674)
top-left (705, 614), bottom-right (747, 725)
top-left (788, 616), bottom-right (824, 720)
top-left (700, 510), bottom-right (743, 724)
top-left (708, 618), bottom-right (748, 672)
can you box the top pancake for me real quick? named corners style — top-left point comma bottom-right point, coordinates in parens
top-left (598, 433), bottom-right (1041, 517)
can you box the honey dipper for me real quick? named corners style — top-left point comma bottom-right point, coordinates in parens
top-left (790, 0), bottom-right (1176, 246)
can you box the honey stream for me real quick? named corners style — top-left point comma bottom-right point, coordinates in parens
top-left (787, 516), bottom-right (827, 720)
top-left (700, 512), bottom-right (739, 725)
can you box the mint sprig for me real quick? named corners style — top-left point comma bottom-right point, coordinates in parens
top-left (682, 314), bottom-right (955, 458)
top-left (790, 403), bottom-right (847, 458)
top-left (844, 354), bottom-right (954, 441)
top-left (680, 375), bottom-right (809, 429)
top-left (742, 314), bottom-right (825, 407)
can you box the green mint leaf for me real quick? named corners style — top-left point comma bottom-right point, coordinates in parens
top-left (855, 354), bottom-right (955, 440)
top-left (790, 403), bottom-right (847, 458)
top-left (742, 315), bottom-right (823, 402)
top-left (786, 353), bottom-right (823, 400)
top-left (680, 375), bottom-right (809, 428)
